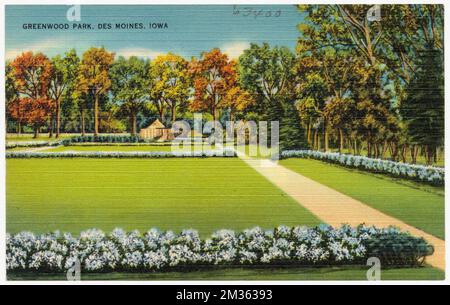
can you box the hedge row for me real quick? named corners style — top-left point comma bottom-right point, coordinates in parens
top-left (5, 150), bottom-right (236, 158)
top-left (61, 135), bottom-right (145, 145)
top-left (6, 141), bottom-right (62, 149)
top-left (281, 150), bottom-right (444, 185)
top-left (6, 225), bottom-right (433, 273)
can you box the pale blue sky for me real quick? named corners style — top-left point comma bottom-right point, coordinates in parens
top-left (5, 5), bottom-right (304, 61)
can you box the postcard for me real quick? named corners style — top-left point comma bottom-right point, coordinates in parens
top-left (2, 2), bottom-right (446, 287)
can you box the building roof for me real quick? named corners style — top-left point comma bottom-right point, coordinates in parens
top-left (144, 119), bottom-right (166, 130)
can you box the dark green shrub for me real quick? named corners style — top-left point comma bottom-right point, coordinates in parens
top-left (363, 232), bottom-right (434, 267)
top-left (63, 135), bottom-right (145, 145)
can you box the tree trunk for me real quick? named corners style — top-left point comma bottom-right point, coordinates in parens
top-left (212, 107), bottom-right (219, 132)
top-left (17, 122), bottom-right (21, 136)
top-left (389, 142), bottom-right (399, 161)
top-left (401, 144), bottom-right (408, 163)
top-left (130, 112), bottom-right (137, 136)
top-left (323, 118), bottom-right (329, 152)
top-left (317, 131), bottom-right (321, 151)
top-left (338, 129), bottom-right (344, 153)
top-left (56, 99), bottom-right (61, 138)
top-left (410, 145), bottom-right (418, 164)
top-left (171, 105), bottom-right (176, 127)
top-left (367, 140), bottom-right (371, 157)
top-left (33, 126), bottom-right (39, 139)
top-left (48, 114), bottom-right (54, 138)
top-left (313, 130), bottom-right (318, 150)
top-left (426, 145), bottom-right (434, 165)
top-left (81, 109), bottom-right (86, 136)
top-left (307, 121), bottom-right (311, 144)
top-left (94, 94), bottom-right (99, 136)
top-left (158, 107), bottom-right (164, 123)
top-left (348, 138), bottom-right (354, 155)
top-left (381, 141), bottom-right (388, 159)
top-left (229, 111), bottom-right (235, 140)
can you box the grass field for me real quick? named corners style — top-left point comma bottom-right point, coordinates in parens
top-left (280, 158), bottom-right (445, 239)
top-left (6, 158), bottom-right (321, 236)
top-left (8, 266), bottom-right (444, 281)
top-left (6, 156), bottom-right (445, 280)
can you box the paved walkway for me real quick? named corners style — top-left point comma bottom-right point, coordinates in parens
top-left (242, 157), bottom-right (445, 271)
top-left (22, 145), bottom-right (58, 152)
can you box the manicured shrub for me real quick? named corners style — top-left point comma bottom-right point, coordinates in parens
top-left (363, 230), bottom-right (434, 267)
top-left (6, 141), bottom-right (63, 149)
top-left (281, 150), bottom-right (444, 185)
top-left (6, 225), bottom-right (433, 273)
top-left (5, 150), bottom-right (237, 158)
top-left (63, 135), bottom-right (145, 145)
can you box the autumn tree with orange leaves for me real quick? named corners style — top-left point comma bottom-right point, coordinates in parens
top-left (76, 47), bottom-right (115, 135)
top-left (189, 49), bottom-right (244, 124)
top-left (8, 51), bottom-right (54, 138)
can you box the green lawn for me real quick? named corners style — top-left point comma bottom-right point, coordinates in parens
top-left (6, 158), bottom-right (321, 236)
top-left (8, 266), bottom-right (444, 281)
top-left (5, 147), bottom-right (36, 152)
top-left (280, 158), bottom-right (445, 239)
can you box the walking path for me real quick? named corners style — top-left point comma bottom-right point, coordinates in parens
top-left (241, 156), bottom-right (445, 271)
top-left (23, 145), bottom-right (58, 152)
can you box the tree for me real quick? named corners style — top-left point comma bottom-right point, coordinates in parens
top-left (239, 43), bottom-right (307, 148)
top-left (280, 100), bottom-right (309, 150)
top-left (10, 51), bottom-right (53, 137)
top-left (239, 43), bottom-right (296, 113)
top-left (110, 56), bottom-right (150, 135)
top-left (297, 5), bottom-right (399, 155)
top-left (223, 86), bottom-right (255, 123)
top-left (5, 62), bottom-right (21, 133)
top-left (77, 47), bottom-right (115, 135)
top-left (8, 97), bottom-right (54, 138)
top-left (150, 53), bottom-right (190, 126)
top-left (189, 49), bottom-right (237, 123)
top-left (48, 49), bottom-right (80, 138)
top-left (11, 51), bottom-right (52, 99)
top-left (400, 45), bottom-right (444, 165)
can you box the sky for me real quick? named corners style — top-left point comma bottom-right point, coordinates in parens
top-left (5, 5), bottom-right (304, 61)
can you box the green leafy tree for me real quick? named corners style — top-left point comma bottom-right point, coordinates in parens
top-left (239, 43), bottom-right (307, 148)
top-left (400, 45), bottom-right (444, 165)
top-left (239, 43), bottom-right (295, 116)
top-left (48, 49), bottom-right (80, 138)
top-left (110, 56), bottom-right (150, 135)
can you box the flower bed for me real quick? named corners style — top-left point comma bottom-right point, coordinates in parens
top-left (7, 225), bottom-right (433, 273)
top-left (5, 150), bottom-right (236, 158)
top-left (281, 150), bottom-right (444, 185)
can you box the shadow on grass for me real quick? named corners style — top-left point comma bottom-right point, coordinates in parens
top-left (7, 265), bottom-right (444, 281)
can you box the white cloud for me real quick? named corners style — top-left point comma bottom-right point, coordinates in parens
top-left (116, 48), bottom-right (165, 60)
top-left (5, 38), bottom-right (60, 60)
top-left (220, 41), bottom-right (250, 59)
